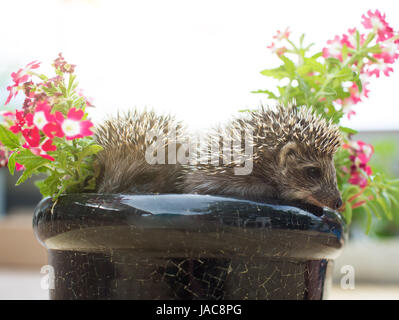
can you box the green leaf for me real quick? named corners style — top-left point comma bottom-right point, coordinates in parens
top-left (7, 152), bottom-right (17, 175)
top-left (311, 52), bottom-right (323, 59)
top-left (388, 193), bottom-right (399, 209)
top-left (260, 66), bottom-right (290, 80)
top-left (16, 170), bottom-right (31, 185)
top-left (342, 44), bottom-right (348, 61)
top-left (15, 161), bottom-right (48, 185)
top-left (362, 205), bottom-right (373, 234)
top-left (368, 44), bottom-right (382, 54)
top-left (299, 33), bottom-right (305, 46)
top-left (376, 197), bottom-right (392, 220)
top-left (318, 87), bottom-right (337, 97)
top-left (68, 74), bottom-right (76, 93)
top-left (364, 33), bottom-right (376, 47)
top-left (355, 30), bottom-right (360, 49)
top-left (380, 192), bottom-right (393, 220)
top-left (251, 89), bottom-right (278, 99)
top-left (296, 75), bottom-right (311, 103)
top-left (35, 172), bottom-right (62, 198)
top-left (344, 203), bottom-right (353, 224)
top-left (297, 58), bottom-right (325, 76)
top-left (279, 55), bottom-right (296, 78)
top-left (365, 55), bottom-right (379, 63)
top-left (0, 125), bottom-right (20, 150)
top-left (339, 126), bottom-right (358, 135)
top-left (14, 150), bottom-right (50, 186)
top-left (77, 145), bottom-right (103, 162)
top-left (325, 57), bottom-right (341, 66)
top-left (367, 201), bottom-right (382, 219)
top-left (342, 185), bottom-right (360, 201)
top-left (38, 74), bottom-right (49, 81)
top-left (354, 75), bottom-right (363, 92)
top-left (335, 67), bottom-right (354, 80)
top-left (15, 149), bottom-right (49, 167)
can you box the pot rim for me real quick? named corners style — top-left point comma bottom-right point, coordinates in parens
top-left (33, 193), bottom-right (347, 260)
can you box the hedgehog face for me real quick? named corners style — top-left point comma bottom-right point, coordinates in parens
top-left (277, 142), bottom-right (342, 210)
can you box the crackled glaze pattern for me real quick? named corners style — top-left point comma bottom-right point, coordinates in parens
top-left (33, 194), bottom-right (346, 300)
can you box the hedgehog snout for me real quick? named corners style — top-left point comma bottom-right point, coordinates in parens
top-left (323, 192), bottom-right (343, 211)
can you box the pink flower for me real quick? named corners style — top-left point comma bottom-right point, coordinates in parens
top-left (336, 81), bottom-right (370, 118)
top-left (361, 10), bottom-right (394, 42)
top-left (9, 110), bottom-right (27, 134)
top-left (348, 82), bottom-right (363, 104)
top-left (22, 127), bottom-right (41, 148)
top-left (349, 172), bottom-right (368, 188)
top-left (5, 85), bottom-right (19, 105)
top-left (374, 39), bottom-right (399, 64)
top-left (273, 27), bottom-right (291, 41)
top-left (22, 128), bottom-right (56, 162)
top-left (344, 139), bottom-right (374, 188)
top-left (341, 28), bottom-right (365, 49)
top-left (322, 35), bottom-right (343, 60)
top-left (5, 61), bottom-right (41, 105)
top-left (267, 42), bottom-right (287, 56)
top-left (55, 108), bottom-right (94, 140)
top-left (26, 101), bottom-right (54, 129)
top-left (41, 138), bottom-right (57, 152)
top-left (365, 58), bottom-right (394, 77)
top-left (25, 101), bottom-right (63, 138)
top-left (347, 110), bottom-right (356, 120)
top-left (76, 89), bottom-right (94, 107)
top-left (364, 165), bottom-right (372, 176)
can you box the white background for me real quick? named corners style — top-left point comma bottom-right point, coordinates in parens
top-left (0, 0), bottom-right (398, 131)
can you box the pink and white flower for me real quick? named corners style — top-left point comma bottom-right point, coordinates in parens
top-left (76, 89), bottom-right (94, 107)
top-left (55, 108), bottom-right (94, 140)
top-left (5, 61), bottom-right (41, 105)
top-left (322, 35), bottom-right (343, 60)
top-left (26, 101), bottom-right (54, 129)
top-left (343, 140), bottom-right (374, 188)
top-left (273, 27), bottom-right (291, 41)
top-left (364, 58), bottom-right (394, 77)
top-left (374, 38), bottom-right (399, 64)
top-left (24, 101), bottom-right (63, 139)
top-left (361, 10), bottom-right (394, 42)
top-left (335, 81), bottom-right (370, 118)
top-left (341, 28), bottom-right (366, 49)
top-left (267, 42), bottom-right (287, 56)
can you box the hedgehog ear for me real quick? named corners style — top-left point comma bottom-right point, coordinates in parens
top-left (278, 142), bottom-right (298, 168)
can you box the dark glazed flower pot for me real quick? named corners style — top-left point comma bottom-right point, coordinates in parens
top-left (33, 194), bottom-right (346, 300)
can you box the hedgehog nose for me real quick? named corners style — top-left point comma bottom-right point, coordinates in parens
top-left (334, 198), bottom-right (343, 210)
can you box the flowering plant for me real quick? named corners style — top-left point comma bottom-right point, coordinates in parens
top-left (0, 54), bottom-right (102, 199)
top-left (255, 10), bottom-right (399, 231)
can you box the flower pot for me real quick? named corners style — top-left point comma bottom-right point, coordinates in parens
top-left (33, 194), bottom-right (346, 300)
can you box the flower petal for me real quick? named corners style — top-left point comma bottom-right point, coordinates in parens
top-left (67, 108), bottom-right (84, 121)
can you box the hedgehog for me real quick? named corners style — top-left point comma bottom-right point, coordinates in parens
top-left (182, 103), bottom-right (343, 210)
top-left (94, 109), bottom-right (185, 194)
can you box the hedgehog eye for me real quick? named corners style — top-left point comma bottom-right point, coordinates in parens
top-left (305, 167), bottom-right (321, 179)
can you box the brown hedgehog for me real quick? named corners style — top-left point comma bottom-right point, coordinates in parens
top-left (183, 104), bottom-right (343, 210)
top-left (94, 109), bottom-right (185, 194)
